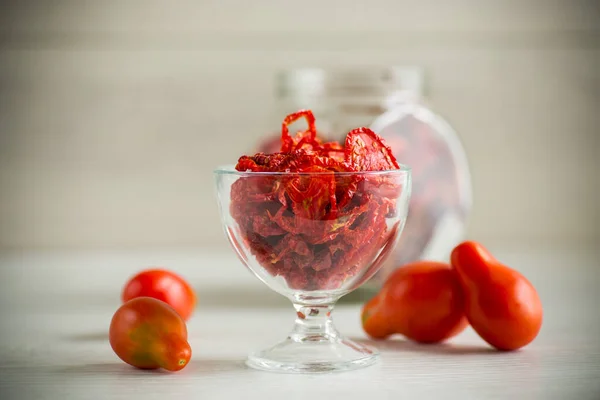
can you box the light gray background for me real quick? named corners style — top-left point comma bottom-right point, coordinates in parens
top-left (0, 0), bottom-right (598, 250)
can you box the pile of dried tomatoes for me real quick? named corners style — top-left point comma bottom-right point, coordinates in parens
top-left (230, 110), bottom-right (402, 290)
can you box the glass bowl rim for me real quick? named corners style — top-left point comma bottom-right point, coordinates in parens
top-left (214, 164), bottom-right (411, 177)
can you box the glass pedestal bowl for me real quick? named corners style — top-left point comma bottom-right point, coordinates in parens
top-left (214, 167), bottom-right (411, 373)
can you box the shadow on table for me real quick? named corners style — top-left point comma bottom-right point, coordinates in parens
top-left (55, 358), bottom-right (247, 376)
top-left (66, 332), bottom-right (109, 342)
top-left (349, 337), bottom-right (496, 356)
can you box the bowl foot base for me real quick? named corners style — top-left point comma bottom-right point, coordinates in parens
top-left (246, 336), bottom-right (379, 374)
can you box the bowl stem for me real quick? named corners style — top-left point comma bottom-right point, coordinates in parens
top-left (246, 301), bottom-right (379, 373)
top-left (290, 304), bottom-right (339, 342)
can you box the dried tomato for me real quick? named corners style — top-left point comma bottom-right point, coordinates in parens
top-left (286, 166), bottom-right (337, 218)
top-left (281, 110), bottom-right (319, 153)
top-left (344, 127), bottom-right (399, 171)
top-left (237, 153), bottom-right (297, 172)
top-left (230, 110), bottom-right (402, 291)
top-left (320, 141), bottom-right (346, 162)
top-left (275, 151), bottom-right (347, 173)
top-left (236, 155), bottom-right (266, 172)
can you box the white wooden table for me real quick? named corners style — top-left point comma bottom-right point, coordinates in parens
top-left (0, 245), bottom-right (599, 399)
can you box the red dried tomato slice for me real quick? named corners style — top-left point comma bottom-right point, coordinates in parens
top-left (278, 151), bottom-right (349, 173)
top-left (249, 214), bottom-right (287, 237)
top-left (285, 165), bottom-right (337, 220)
top-left (344, 127), bottom-right (399, 171)
top-left (281, 110), bottom-right (318, 153)
top-left (236, 153), bottom-right (299, 172)
top-left (235, 155), bottom-right (266, 172)
top-left (292, 134), bottom-right (323, 153)
top-left (267, 206), bottom-right (357, 244)
top-left (230, 175), bottom-right (278, 204)
top-left (320, 141), bottom-right (345, 162)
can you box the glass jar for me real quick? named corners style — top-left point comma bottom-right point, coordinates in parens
top-left (367, 91), bottom-right (472, 288)
top-left (253, 66), bottom-right (472, 299)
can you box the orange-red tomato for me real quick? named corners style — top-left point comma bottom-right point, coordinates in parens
top-left (451, 241), bottom-right (543, 351)
top-left (362, 261), bottom-right (468, 343)
top-left (122, 269), bottom-right (196, 321)
top-left (109, 297), bottom-right (192, 371)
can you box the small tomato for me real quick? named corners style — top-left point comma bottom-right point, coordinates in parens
top-left (109, 297), bottom-right (192, 371)
top-left (122, 269), bottom-right (196, 321)
top-left (451, 241), bottom-right (543, 351)
top-left (362, 261), bottom-right (468, 343)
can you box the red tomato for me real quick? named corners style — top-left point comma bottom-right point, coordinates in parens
top-left (122, 269), bottom-right (196, 321)
top-left (451, 241), bottom-right (543, 351)
top-left (362, 261), bottom-right (468, 343)
top-left (109, 297), bottom-right (192, 371)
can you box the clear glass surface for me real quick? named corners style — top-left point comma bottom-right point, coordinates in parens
top-left (368, 94), bottom-right (472, 288)
top-left (255, 67), bottom-right (472, 299)
top-left (214, 167), bottom-right (411, 373)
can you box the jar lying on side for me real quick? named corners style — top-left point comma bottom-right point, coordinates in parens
top-left (252, 66), bottom-right (472, 297)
